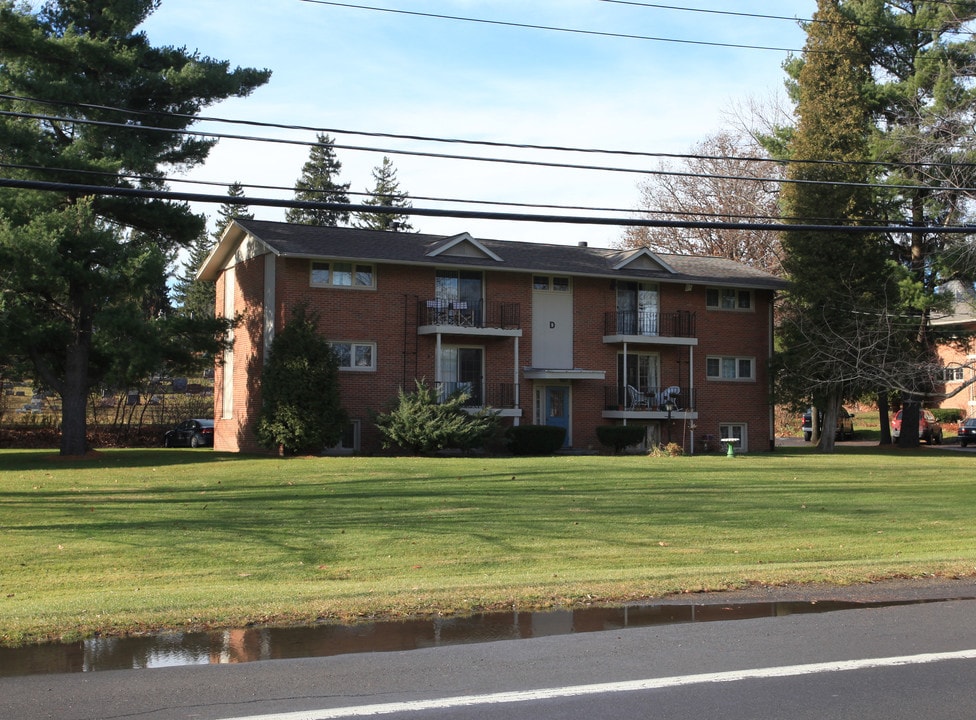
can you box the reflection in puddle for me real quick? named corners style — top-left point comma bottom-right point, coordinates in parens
top-left (0, 598), bottom-right (951, 677)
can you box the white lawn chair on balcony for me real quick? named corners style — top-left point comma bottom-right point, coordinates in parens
top-left (655, 385), bottom-right (681, 410)
top-left (626, 385), bottom-right (651, 410)
top-left (426, 299), bottom-right (449, 324)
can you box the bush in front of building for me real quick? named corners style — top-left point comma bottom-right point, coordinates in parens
top-left (374, 380), bottom-right (499, 455)
top-left (596, 424), bottom-right (647, 453)
top-left (506, 424), bottom-right (566, 455)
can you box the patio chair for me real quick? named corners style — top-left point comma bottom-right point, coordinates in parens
top-left (655, 385), bottom-right (681, 410)
top-left (626, 385), bottom-right (651, 409)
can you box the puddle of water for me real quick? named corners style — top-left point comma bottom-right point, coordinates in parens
top-left (0, 598), bottom-right (953, 677)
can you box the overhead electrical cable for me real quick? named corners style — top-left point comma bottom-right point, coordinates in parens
top-left (4, 108), bottom-right (972, 194)
top-left (2, 93), bottom-right (968, 173)
top-left (296, 0), bottom-right (805, 53)
top-left (2, 176), bottom-right (974, 235)
top-left (2, 160), bottom-right (817, 223)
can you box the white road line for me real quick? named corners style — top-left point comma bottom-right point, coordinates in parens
top-left (232, 648), bottom-right (976, 720)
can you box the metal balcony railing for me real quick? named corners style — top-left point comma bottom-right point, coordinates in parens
top-left (603, 310), bottom-right (696, 338)
top-left (419, 299), bottom-right (521, 330)
top-left (604, 385), bottom-right (695, 412)
top-left (436, 381), bottom-right (519, 410)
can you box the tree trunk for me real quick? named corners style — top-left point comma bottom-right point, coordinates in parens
top-left (818, 391), bottom-right (841, 453)
top-left (898, 398), bottom-right (921, 449)
top-left (59, 329), bottom-right (91, 457)
top-left (877, 392), bottom-right (892, 445)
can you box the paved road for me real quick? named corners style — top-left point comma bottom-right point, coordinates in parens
top-left (4, 582), bottom-right (976, 720)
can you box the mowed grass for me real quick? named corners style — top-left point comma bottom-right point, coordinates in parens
top-left (1, 446), bottom-right (975, 646)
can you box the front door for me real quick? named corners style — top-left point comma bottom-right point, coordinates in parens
top-left (544, 386), bottom-right (570, 447)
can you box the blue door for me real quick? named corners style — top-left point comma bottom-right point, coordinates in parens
top-left (545, 386), bottom-right (570, 447)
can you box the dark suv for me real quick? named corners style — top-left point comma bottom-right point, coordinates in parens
top-left (801, 407), bottom-right (854, 442)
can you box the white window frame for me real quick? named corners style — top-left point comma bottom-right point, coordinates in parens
top-left (310, 261), bottom-right (375, 289)
top-left (330, 341), bottom-right (377, 371)
top-left (706, 287), bottom-right (753, 311)
top-left (719, 423), bottom-right (748, 452)
top-left (944, 367), bottom-right (965, 382)
top-left (706, 355), bottom-right (755, 381)
top-left (532, 275), bottom-right (572, 292)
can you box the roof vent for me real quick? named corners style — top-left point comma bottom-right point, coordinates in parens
top-left (578, 241), bottom-right (588, 247)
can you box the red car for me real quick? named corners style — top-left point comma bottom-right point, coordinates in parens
top-left (891, 409), bottom-right (943, 444)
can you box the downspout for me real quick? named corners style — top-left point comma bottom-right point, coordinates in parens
top-left (689, 344), bottom-right (695, 455)
top-left (769, 292), bottom-right (776, 452)
top-left (513, 336), bottom-right (520, 426)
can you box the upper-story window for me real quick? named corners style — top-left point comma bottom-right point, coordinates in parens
top-left (706, 287), bottom-right (752, 311)
top-left (311, 261), bottom-right (375, 289)
top-left (706, 355), bottom-right (755, 381)
top-left (533, 275), bottom-right (571, 292)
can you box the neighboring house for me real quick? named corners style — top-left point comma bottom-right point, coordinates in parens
top-left (932, 281), bottom-right (976, 418)
top-left (198, 220), bottom-right (787, 454)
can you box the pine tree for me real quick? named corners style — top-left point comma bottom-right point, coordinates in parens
top-left (172, 183), bottom-right (253, 319)
top-left (285, 133), bottom-right (351, 226)
top-left (255, 306), bottom-right (347, 455)
top-left (354, 156), bottom-right (415, 232)
top-left (0, 1), bottom-right (270, 456)
top-left (776, 0), bottom-right (894, 452)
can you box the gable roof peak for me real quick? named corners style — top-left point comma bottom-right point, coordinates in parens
top-left (426, 232), bottom-right (503, 262)
top-left (610, 246), bottom-right (677, 274)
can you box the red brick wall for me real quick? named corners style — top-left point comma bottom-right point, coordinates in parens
top-left (215, 250), bottom-right (777, 454)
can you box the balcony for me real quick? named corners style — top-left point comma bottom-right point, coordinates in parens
top-left (435, 381), bottom-right (521, 416)
top-left (603, 310), bottom-right (697, 345)
top-left (602, 385), bottom-right (697, 420)
top-left (418, 299), bottom-right (522, 337)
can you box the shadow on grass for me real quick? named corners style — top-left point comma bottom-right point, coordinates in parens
top-left (0, 448), bottom-right (261, 471)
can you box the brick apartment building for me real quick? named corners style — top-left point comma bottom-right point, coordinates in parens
top-left (932, 281), bottom-right (976, 418)
top-left (199, 220), bottom-right (787, 454)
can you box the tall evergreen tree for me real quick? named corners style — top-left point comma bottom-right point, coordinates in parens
top-left (255, 306), bottom-right (347, 455)
top-left (172, 182), bottom-right (252, 319)
top-left (285, 133), bottom-right (351, 226)
top-left (354, 156), bottom-right (415, 232)
top-left (0, 0), bottom-right (270, 455)
top-left (776, 0), bottom-right (895, 452)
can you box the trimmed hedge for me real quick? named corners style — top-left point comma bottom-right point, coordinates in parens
top-left (596, 424), bottom-right (646, 453)
top-left (931, 408), bottom-right (965, 424)
top-left (507, 424), bottom-right (566, 455)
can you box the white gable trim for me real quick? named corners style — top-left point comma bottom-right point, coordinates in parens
top-left (426, 232), bottom-right (503, 262)
top-left (612, 248), bottom-right (676, 274)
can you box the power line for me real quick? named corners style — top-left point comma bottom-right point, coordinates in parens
top-left (4, 93), bottom-right (969, 173)
top-left (7, 107), bottom-right (975, 195)
top-left (297, 0), bottom-right (805, 53)
top-left (3, 176), bottom-right (974, 235)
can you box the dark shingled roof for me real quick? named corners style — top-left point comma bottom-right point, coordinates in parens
top-left (234, 219), bottom-right (787, 290)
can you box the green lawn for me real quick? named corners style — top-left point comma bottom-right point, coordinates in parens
top-left (1, 446), bottom-right (974, 646)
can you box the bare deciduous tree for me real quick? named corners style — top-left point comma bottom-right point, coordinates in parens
top-left (620, 131), bottom-right (783, 275)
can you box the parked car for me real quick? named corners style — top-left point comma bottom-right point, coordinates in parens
top-left (801, 407), bottom-right (855, 442)
top-left (958, 417), bottom-right (976, 447)
top-left (163, 418), bottom-right (214, 448)
top-left (890, 409), bottom-right (943, 444)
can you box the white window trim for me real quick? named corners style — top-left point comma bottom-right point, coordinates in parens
top-left (719, 423), bottom-right (749, 452)
top-left (310, 261), bottom-right (376, 289)
top-left (706, 286), bottom-right (753, 312)
top-left (331, 341), bottom-right (377, 372)
top-left (706, 355), bottom-right (755, 381)
top-left (532, 275), bottom-right (572, 292)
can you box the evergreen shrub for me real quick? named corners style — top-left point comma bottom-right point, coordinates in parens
top-left (596, 424), bottom-right (646, 453)
top-left (506, 424), bottom-right (566, 455)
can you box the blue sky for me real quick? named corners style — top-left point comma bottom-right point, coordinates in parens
top-left (139, 1), bottom-right (816, 246)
